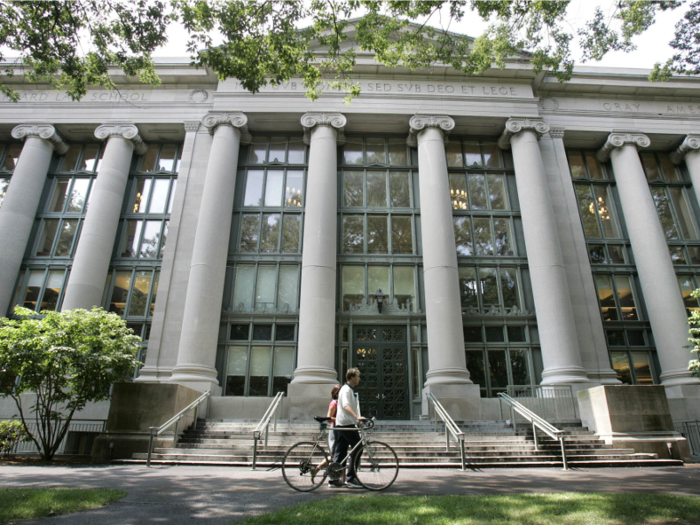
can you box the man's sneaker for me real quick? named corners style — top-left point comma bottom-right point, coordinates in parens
top-left (328, 480), bottom-right (343, 488)
top-left (345, 478), bottom-right (362, 489)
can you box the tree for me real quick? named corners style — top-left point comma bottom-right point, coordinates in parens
top-left (0, 1), bottom-right (696, 103)
top-left (688, 289), bottom-right (700, 377)
top-left (0, 307), bottom-right (141, 460)
top-left (0, 419), bottom-right (31, 458)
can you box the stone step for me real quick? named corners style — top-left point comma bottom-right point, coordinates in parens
top-left (174, 442), bottom-right (618, 452)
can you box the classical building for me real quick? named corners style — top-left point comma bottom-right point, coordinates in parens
top-left (2, 52), bottom-right (700, 425)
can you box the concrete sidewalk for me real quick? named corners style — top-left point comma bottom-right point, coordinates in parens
top-left (3, 464), bottom-right (700, 524)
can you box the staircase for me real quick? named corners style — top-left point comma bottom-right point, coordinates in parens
top-left (122, 419), bottom-right (683, 468)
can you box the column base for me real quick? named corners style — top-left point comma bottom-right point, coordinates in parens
top-left (134, 366), bottom-right (172, 383)
top-left (291, 366), bottom-right (338, 385)
top-left (169, 363), bottom-right (221, 395)
top-left (660, 368), bottom-right (700, 388)
top-left (541, 365), bottom-right (591, 385)
top-left (424, 367), bottom-right (473, 386)
top-left (586, 369), bottom-right (622, 385)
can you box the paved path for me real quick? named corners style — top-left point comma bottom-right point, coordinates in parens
top-left (3, 464), bottom-right (700, 524)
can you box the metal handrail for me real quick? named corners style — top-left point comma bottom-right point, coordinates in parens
top-left (498, 392), bottom-right (568, 470)
top-left (425, 392), bottom-right (467, 471)
top-left (147, 390), bottom-right (210, 467)
top-left (252, 391), bottom-right (285, 470)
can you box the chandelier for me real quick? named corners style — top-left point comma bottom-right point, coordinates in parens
top-left (589, 196), bottom-right (610, 220)
top-left (450, 187), bottom-right (468, 210)
top-left (286, 186), bottom-right (302, 207)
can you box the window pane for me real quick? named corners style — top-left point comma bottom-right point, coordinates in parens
top-left (510, 349), bottom-right (530, 385)
top-left (487, 174), bottom-right (507, 210)
top-left (458, 267), bottom-right (478, 308)
top-left (657, 154), bottom-right (680, 181)
top-left (21, 270), bottom-right (43, 310)
top-left (670, 188), bottom-right (698, 239)
top-left (159, 221), bottom-right (169, 258)
top-left (366, 138), bottom-right (385, 164)
top-left (342, 266), bottom-right (364, 311)
top-left (150, 272), bottom-right (159, 316)
top-left (449, 174), bottom-right (468, 210)
top-left (669, 246), bottom-right (687, 265)
top-left (140, 146), bottom-right (158, 172)
top-left (454, 216), bottom-right (473, 256)
top-left (3, 144), bottom-right (21, 171)
top-left (367, 215), bottom-right (388, 253)
top-left (507, 326), bottom-right (526, 342)
top-left (60, 148), bottom-right (80, 172)
top-left (464, 143), bottom-right (481, 167)
top-left (391, 216), bottom-right (413, 254)
top-left (678, 275), bottom-right (698, 313)
top-left (589, 244), bottom-right (606, 264)
top-left (614, 274), bottom-right (638, 321)
top-left (285, 170), bottom-right (303, 207)
top-left (368, 266), bottom-right (390, 300)
top-left (66, 179), bottom-right (90, 212)
top-left (226, 346), bottom-right (247, 396)
top-left (611, 352), bottom-right (632, 384)
top-left (249, 347), bottom-right (271, 396)
top-left (343, 141), bottom-right (364, 165)
top-left (568, 151), bottom-right (585, 179)
top-left (606, 330), bottom-right (625, 346)
top-left (55, 219), bottom-right (79, 257)
top-left (473, 217), bottom-right (494, 256)
top-left (41, 270), bottom-right (64, 311)
top-left (585, 152), bottom-right (605, 180)
top-left (287, 137), bottom-right (305, 164)
top-left (480, 267), bottom-right (499, 307)
top-left (260, 213), bottom-right (281, 252)
top-left (109, 271), bottom-right (132, 315)
top-left (139, 221), bottom-right (161, 258)
top-left (0, 177), bottom-right (9, 209)
top-left (464, 327), bottom-right (483, 343)
top-left (239, 214), bottom-right (260, 252)
top-left (366, 171), bottom-right (387, 207)
top-left (276, 325), bottom-right (295, 341)
top-left (393, 266), bottom-right (416, 311)
top-left (121, 220), bottom-right (142, 258)
top-left (253, 324), bottom-right (273, 340)
top-left (500, 268), bottom-right (519, 309)
top-left (128, 271), bottom-right (152, 316)
top-left (255, 266), bottom-right (276, 310)
top-left (446, 141), bottom-right (463, 167)
top-left (264, 170), bottom-right (284, 207)
top-left (233, 265), bottom-right (255, 311)
top-left (641, 153), bottom-right (661, 181)
top-left (267, 136), bottom-right (286, 164)
top-left (250, 137), bottom-right (267, 164)
top-left (631, 352), bottom-right (653, 384)
top-left (576, 185), bottom-right (602, 238)
top-left (157, 144), bottom-right (177, 171)
top-left (277, 266), bottom-right (299, 312)
top-left (466, 351), bottom-right (486, 386)
top-left (593, 186), bottom-right (619, 238)
top-left (388, 138), bottom-right (407, 166)
top-left (167, 180), bottom-right (177, 213)
top-left (148, 179), bottom-right (170, 213)
top-left (486, 326), bottom-right (504, 342)
top-left (468, 174), bottom-right (487, 209)
top-left (343, 215), bottom-right (364, 253)
top-left (493, 218), bottom-right (513, 256)
top-left (273, 347), bottom-right (295, 395)
top-left (483, 144), bottom-right (501, 168)
top-left (690, 247), bottom-right (700, 264)
top-left (131, 178), bottom-right (152, 213)
top-left (595, 275), bottom-right (618, 321)
top-left (230, 324), bottom-right (249, 340)
top-left (50, 180), bottom-right (70, 212)
top-left (80, 144), bottom-right (101, 172)
top-left (36, 220), bottom-right (59, 256)
top-left (244, 170), bottom-right (264, 206)
top-left (608, 245), bottom-right (626, 264)
top-left (488, 350), bottom-right (508, 389)
top-left (627, 330), bottom-right (645, 346)
top-left (389, 171), bottom-right (410, 207)
top-left (343, 172), bottom-right (364, 206)
top-left (651, 187), bottom-right (679, 240)
top-left (281, 214), bottom-right (301, 253)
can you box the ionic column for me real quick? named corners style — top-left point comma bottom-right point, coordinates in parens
top-left (0, 123), bottom-right (68, 315)
top-left (598, 133), bottom-right (700, 388)
top-left (671, 135), bottom-right (700, 207)
top-left (408, 115), bottom-right (475, 395)
top-left (170, 113), bottom-right (250, 392)
top-left (499, 118), bottom-right (590, 385)
top-left (291, 113), bottom-right (346, 386)
top-left (62, 122), bottom-right (147, 310)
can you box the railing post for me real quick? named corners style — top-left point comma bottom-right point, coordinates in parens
top-left (173, 419), bottom-right (179, 447)
top-left (510, 406), bottom-right (517, 433)
top-left (460, 437), bottom-right (466, 471)
top-left (264, 424), bottom-right (269, 450)
top-left (560, 436), bottom-right (568, 470)
top-left (445, 423), bottom-right (450, 451)
top-left (147, 428), bottom-right (155, 467)
top-left (252, 434), bottom-right (258, 470)
top-left (532, 423), bottom-right (539, 451)
top-left (499, 397), bottom-right (503, 420)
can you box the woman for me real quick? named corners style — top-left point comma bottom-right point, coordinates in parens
top-left (311, 385), bottom-right (341, 480)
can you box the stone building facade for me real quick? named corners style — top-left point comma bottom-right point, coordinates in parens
top-left (1, 56), bottom-right (700, 422)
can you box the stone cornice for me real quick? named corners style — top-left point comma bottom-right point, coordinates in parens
top-left (549, 128), bottom-right (565, 139)
top-left (201, 112), bottom-right (252, 143)
top-left (94, 121), bottom-right (148, 155)
top-left (184, 120), bottom-right (201, 133)
top-left (670, 134), bottom-right (700, 165)
top-left (11, 122), bottom-right (69, 155)
top-left (406, 114), bottom-right (454, 147)
top-left (596, 131), bottom-right (650, 162)
top-left (300, 112), bottom-right (347, 145)
top-left (497, 118), bottom-right (550, 150)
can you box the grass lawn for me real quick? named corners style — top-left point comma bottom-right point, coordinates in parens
top-left (0, 487), bottom-right (127, 524)
top-left (240, 493), bottom-right (700, 525)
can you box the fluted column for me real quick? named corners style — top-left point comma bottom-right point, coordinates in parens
top-left (0, 123), bottom-right (68, 316)
top-left (671, 135), bottom-right (700, 207)
top-left (598, 132), bottom-right (700, 388)
top-left (408, 115), bottom-right (476, 397)
top-left (499, 118), bottom-right (590, 385)
top-left (62, 122), bottom-right (147, 310)
top-left (291, 113), bottom-right (346, 386)
top-left (170, 113), bottom-right (250, 392)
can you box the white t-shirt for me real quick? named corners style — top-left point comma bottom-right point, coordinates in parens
top-left (335, 383), bottom-right (359, 426)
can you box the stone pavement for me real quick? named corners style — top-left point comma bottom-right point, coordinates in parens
top-left (3, 464), bottom-right (700, 524)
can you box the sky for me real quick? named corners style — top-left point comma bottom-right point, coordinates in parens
top-left (151, 0), bottom-right (687, 71)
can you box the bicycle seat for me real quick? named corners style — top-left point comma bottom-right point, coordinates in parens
top-left (314, 416), bottom-right (332, 422)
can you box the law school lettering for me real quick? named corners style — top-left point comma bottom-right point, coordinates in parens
top-left (0, 90), bottom-right (151, 103)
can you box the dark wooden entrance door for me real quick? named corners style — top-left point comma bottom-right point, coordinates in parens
top-left (353, 326), bottom-right (409, 420)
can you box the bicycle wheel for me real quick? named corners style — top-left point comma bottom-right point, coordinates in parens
top-left (282, 442), bottom-right (329, 492)
top-left (354, 441), bottom-right (399, 491)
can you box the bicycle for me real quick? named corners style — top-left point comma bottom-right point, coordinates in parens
top-left (281, 416), bottom-right (399, 492)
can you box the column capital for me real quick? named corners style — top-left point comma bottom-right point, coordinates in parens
top-left (497, 117), bottom-right (550, 150)
top-left (184, 120), bottom-right (201, 133)
top-left (300, 112), bottom-right (347, 145)
top-left (407, 114), bottom-right (454, 147)
top-left (201, 112), bottom-right (252, 143)
top-left (549, 127), bottom-right (565, 139)
top-left (596, 131), bottom-right (650, 162)
top-left (11, 122), bottom-right (69, 155)
top-left (670, 134), bottom-right (700, 165)
top-left (94, 121), bottom-right (148, 155)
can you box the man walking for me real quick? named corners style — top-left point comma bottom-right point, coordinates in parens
top-left (332, 368), bottom-right (365, 488)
